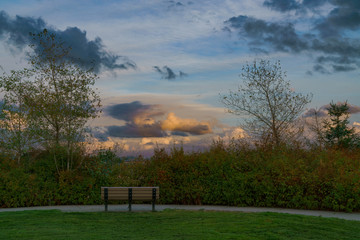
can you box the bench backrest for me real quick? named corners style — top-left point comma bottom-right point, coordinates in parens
top-left (101, 187), bottom-right (159, 201)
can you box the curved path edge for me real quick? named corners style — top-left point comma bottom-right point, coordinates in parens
top-left (1, 204), bottom-right (359, 221)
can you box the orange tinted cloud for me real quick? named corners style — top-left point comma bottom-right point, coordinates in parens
top-left (105, 101), bottom-right (213, 138)
top-left (161, 112), bottom-right (212, 135)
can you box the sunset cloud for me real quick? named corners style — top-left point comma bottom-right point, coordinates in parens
top-left (303, 102), bottom-right (360, 119)
top-left (104, 101), bottom-right (213, 138)
top-left (2, 0), bottom-right (359, 157)
top-left (161, 112), bottom-right (212, 135)
top-left (353, 122), bottom-right (360, 134)
top-left (107, 123), bottom-right (165, 138)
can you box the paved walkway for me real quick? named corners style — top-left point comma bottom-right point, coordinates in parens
top-left (1, 204), bottom-right (360, 221)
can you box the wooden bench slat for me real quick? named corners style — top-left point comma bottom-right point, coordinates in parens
top-left (101, 187), bottom-right (159, 189)
top-left (101, 187), bottom-right (159, 211)
top-left (102, 195), bottom-right (159, 200)
top-left (101, 191), bottom-right (160, 195)
top-left (107, 197), bottom-right (156, 200)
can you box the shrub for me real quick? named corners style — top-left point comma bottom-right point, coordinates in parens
top-left (1, 143), bottom-right (359, 212)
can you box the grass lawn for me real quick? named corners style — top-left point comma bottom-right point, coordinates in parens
top-left (0, 209), bottom-right (359, 240)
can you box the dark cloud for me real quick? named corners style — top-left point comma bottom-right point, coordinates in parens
top-left (172, 124), bottom-right (211, 135)
top-left (170, 131), bottom-right (189, 136)
top-left (225, 15), bottom-right (308, 53)
top-left (315, 0), bottom-right (360, 37)
top-left (153, 66), bottom-right (188, 80)
top-left (170, 1), bottom-right (184, 7)
top-left (313, 64), bottom-right (330, 74)
top-left (263, 0), bottom-right (328, 13)
top-left (316, 55), bottom-right (353, 65)
top-left (105, 101), bottom-right (166, 138)
top-left (332, 65), bottom-right (356, 72)
top-left (263, 0), bottom-right (360, 37)
top-left (106, 101), bottom-right (164, 122)
top-left (0, 11), bottom-right (135, 73)
top-left (104, 101), bottom-right (212, 138)
top-left (167, 1), bottom-right (193, 9)
top-left (263, 0), bottom-right (300, 12)
top-left (311, 39), bottom-right (360, 57)
top-left (225, 9), bottom-right (360, 74)
top-left (302, 0), bottom-right (329, 9)
top-left (312, 38), bottom-right (360, 72)
top-left (107, 124), bottom-right (166, 138)
top-left (179, 71), bottom-right (188, 77)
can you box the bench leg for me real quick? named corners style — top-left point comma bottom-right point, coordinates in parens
top-left (104, 188), bottom-right (108, 212)
top-left (152, 188), bottom-right (156, 212)
top-left (128, 188), bottom-right (132, 212)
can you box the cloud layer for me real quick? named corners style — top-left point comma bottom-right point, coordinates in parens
top-left (303, 102), bottom-right (360, 118)
top-left (105, 101), bottom-right (212, 138)
top-left (225, 0), bottom-right (360, 74)
top-left (0, 10), bottom-right (135, 73)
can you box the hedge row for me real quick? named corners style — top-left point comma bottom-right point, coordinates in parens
top-left (0, 152), bottom-right (110, 207)
top-left (111, 144), bottom-right (360, 212)
top-left (1, 143), bottom-right (359, 212)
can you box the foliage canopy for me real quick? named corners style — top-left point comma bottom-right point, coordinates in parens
top-left (0, 29), bottom-right (102, 170)
top-left (221, 59), bottom-right (312, 146)
top-left (323, 101), bottom-right (359, 149)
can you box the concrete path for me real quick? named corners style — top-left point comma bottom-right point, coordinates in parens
top-left (1, 204), bottom-right (359, 221)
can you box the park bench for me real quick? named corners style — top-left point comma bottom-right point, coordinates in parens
top-left (101, 187), bottom-right (159, 212)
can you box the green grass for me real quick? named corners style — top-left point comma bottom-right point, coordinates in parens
top-left (0, 209), bottom-right (359, 240)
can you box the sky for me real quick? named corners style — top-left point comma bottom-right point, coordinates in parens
top-left (0, 0), bottom-right (359, 156)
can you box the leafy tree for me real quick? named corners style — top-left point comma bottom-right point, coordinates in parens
top-left (323, 101), bottom-right (359, 149)
top-left (221, 60), bottom-right (312, 146)
top-left (0, 29), bottom-right (102, 170)
top-left (0, 70), bottom-right (36, 163)
top-left (26, 29), bottom-right (102, 170)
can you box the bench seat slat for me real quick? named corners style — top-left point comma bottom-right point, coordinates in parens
top-left (101, 191), bottom-right (160, 195)
top-left (101, 187), bottom-right (159, 201)
top-left (101, 187), bottom-right (159, 212)
top-left (107, 197), bottom-right (156, 201)
top-left (102, 195), bottom-right (159, 200)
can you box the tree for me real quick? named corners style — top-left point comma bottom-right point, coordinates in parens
top-left (0, 70), bottom-right (36, 163)
top-left (0, 29), bottom-right (102, 170)
top-left (26, 29), bottom-right (102, 170)
top-left (221, 60), bottom-right (312, 146)
top-left (322, 101), bottom-right (359, 149)
top-left (304, 108), bottom-right (327, 149)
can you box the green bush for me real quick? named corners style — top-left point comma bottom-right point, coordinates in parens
top-left (0, 142), bottom-right (359, 212)
top-left (110, 143), bottom-right (360, 212)
top-left (0, 150), bottom-right (111, 207)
